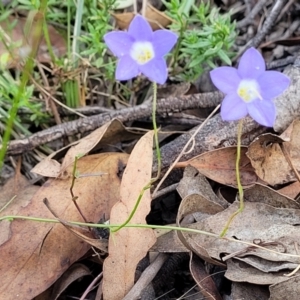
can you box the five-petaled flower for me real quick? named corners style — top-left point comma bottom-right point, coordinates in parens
top-left (210, 47), bottom-right (290, 127)
top-left (104, 15), bottom-right (178, 84)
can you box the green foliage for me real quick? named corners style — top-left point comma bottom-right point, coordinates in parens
top-left (78, 0), bottom-right (116, 79)
top-left (0, 71), bottom-right (49, 129)
top-left (164, 0), bottom-right (236, 82)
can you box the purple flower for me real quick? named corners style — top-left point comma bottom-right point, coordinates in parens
top-left (104, 15), bottom-right (177, 84)
top-left (210, 47), bottom-right (290, 127)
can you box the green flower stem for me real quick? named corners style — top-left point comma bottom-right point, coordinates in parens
top-left (1, 214), bottom-right (300, 259)
top-left (151, 82), bottom-right (161, 180)
top-left (111, 82), bottom-right (161, 233)
top-left (220, 118), bottom-right (244, 237)
top-left (0, 0), bottom-right (47, 171)
top-left (236, 118), bottom-right (244, 210)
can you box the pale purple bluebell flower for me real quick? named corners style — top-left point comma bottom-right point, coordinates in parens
top-left (104, 15), bottom-right (177, 84)
top-left (210, 47), bottom-right (290, 127)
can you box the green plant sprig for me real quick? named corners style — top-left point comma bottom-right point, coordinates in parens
top-left (164, 0), bottom-right (236, 82)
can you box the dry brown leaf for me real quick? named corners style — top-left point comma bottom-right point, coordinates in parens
top-left (0, 175), bottom-right (40, 245)
top-left (231, 282), bottom-right (270, 300)
top-left (176, 165), bottom-right (228, 209)
top-left (269, 274), bottom-right (300, 300)
top-left (151, 229), bottom-right (188, 253)
top-left (102, 131), bottom-right (156, 300)
top-left (48, 264), bottom-right (91, 300)
top-left (189, 253), bottom-right (222, 300)
top-left (277, 181), bottom-right (300, 199)
top-left (0, 153), bottom-right (128, 300)
top-left (247, 120), bottom-right (300, 185)
top-left (176, 146), bottom-right (258, 188)
top-left (182, 201), bottom-right (300, 267)
top-left (225, 259), bottom-right (288, 285)
top-left (113, 4), bottom-right (172, 30)
top-left (244, 183), bottom-right (300, 209)
top-left (32, 119), bottom-right (138, 178)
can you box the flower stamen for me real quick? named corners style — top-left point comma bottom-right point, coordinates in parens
top-left (130, 42), bottom-right (154, 65)
top-left (237, 80), bottom-right (262, 102)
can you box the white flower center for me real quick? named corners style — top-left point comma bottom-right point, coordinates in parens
top-left (130, 41), bottom-right (154, 65)
top-left (237, 80), bottom-right (262, 102)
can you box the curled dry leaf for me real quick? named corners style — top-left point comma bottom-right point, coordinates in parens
top-left (0, 153), bottom-right (128, 300)
top-left (244, 183), bottom-right (299, 209)
top-left (247, 120), bottom-right (300, 185)
top-left (181, 200), bottom-right (300, 285)
top-left (226, 259), bottom-right (288, 286)
top-left (176, 166), bottom-right (226, 266)
top-left (31, 119), bottom-right (139, 178)
top-left (102, 131), bottom-right (156, 300)
top-left (176, 146), bottom-right (258, 188)
top-left (50, 264), bottom-right (91, 300)
top-left (189, 253), bottom-right (222, 300)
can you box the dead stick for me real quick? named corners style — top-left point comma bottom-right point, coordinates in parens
top-left (6, 92), bottom-right (222, 156)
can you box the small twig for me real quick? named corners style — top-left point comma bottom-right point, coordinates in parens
top-left (79, 272), bottom-right (102, 300)
top-left (251, 0), bottom-right (286, 48)
top-left (122, 253), bottom-right (168, 300)
top-left (237, 0), bottom-right (268, 29)
top-left (236, 0), bottom-right (286, 59)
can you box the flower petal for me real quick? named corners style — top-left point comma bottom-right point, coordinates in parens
top-left (220, 93), bottom-right (248, 121)
top-left (152, 30), bottom-right (178, 57)
top-left (128, 15), bottom-right (153, 41)
top-left (115, 55), bottom-right (139, 81)
top-left (139, 58), bottom-right (167, 84)
top-left (210, 67), bottom-right (241, 94)
top-left (258, 71), bottom-right (290, 99)
top-left (247, 100), bottom-right (276, 127)
top-left (104, 32), bottom-right (133, 57)
top-left (238, 47), bottom-right (265, 79)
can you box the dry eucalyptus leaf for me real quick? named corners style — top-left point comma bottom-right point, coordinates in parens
top-left (176, 167), bottom-right (226, 266)
top-left (32, 119), bottom-right (138, 178)
top-left (247, 120), bottom-right (300, 185)
top-left (269, 275), bottom-right (300, 300)
top-left (50, 264), bottom-right (91, 300)
top-left (277, 181), bottom-right (300, 199)
top-left (0, 175), bottom-right (39, 245)
top-left (181, 201), bottom-right (300, 265)
top-left (177, 165), bottom-right (228, 208)
top-left (244, 183), bottom-right (300, 209)
top-left (189, 253), bottom-right (222, 300)
top-left (274, 61), bottom-right (300, 132)
top-left (145, 4), bottom-right (173, 30)
top-left (151, 229), bottom-right (188, 253)
top-left (102, 131), bottom-right (156, 300)
top-left (113, 5), bottom-right (172, 30)
top-left (0, 153), bottom-right (128, 300)
top-left (233, 256), bottom-right (298, 273)
top-left (231, 282), bottom-right (270, 300)
top-left (176, 147), bottom-right (258, 188)
top-left (226, 259), bottom-right (288, 285)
